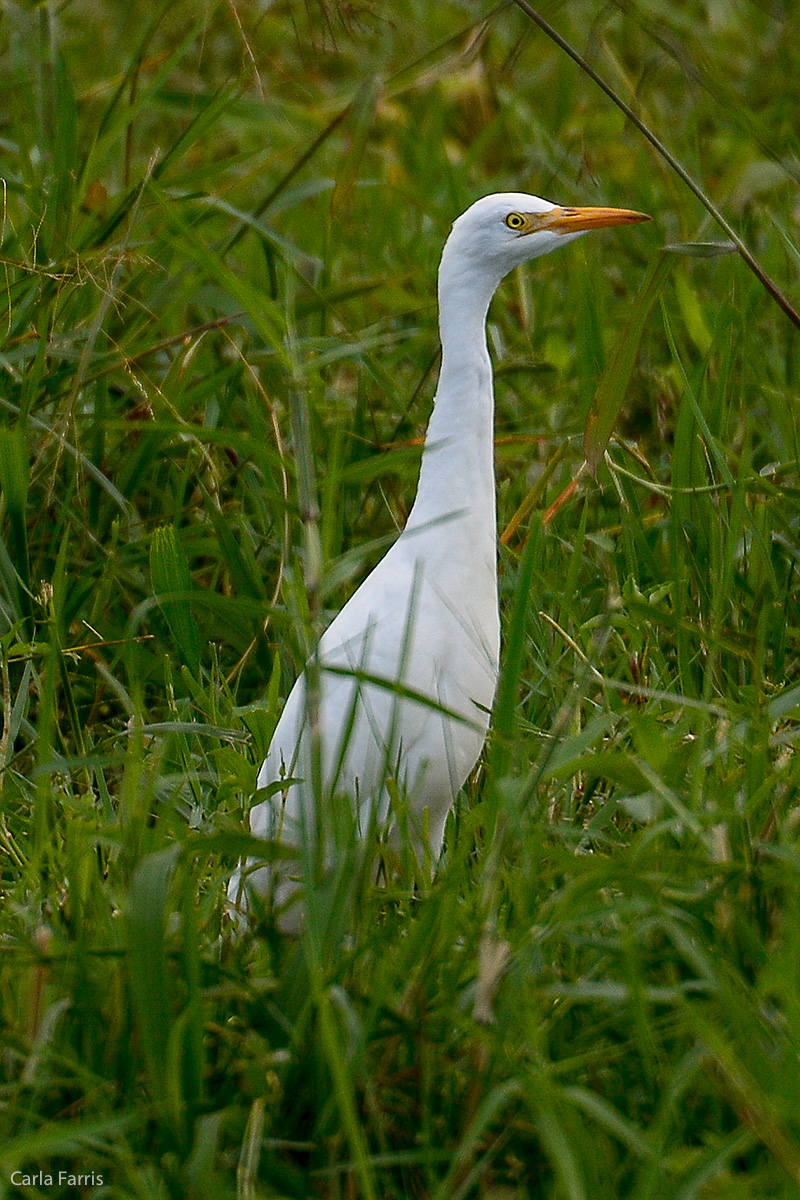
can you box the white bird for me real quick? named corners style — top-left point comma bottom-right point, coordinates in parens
top-left (229, 192), bottom-right (649, 930)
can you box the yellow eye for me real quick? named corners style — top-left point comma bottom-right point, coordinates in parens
top-left (505, 212), bottom-right (526, 230)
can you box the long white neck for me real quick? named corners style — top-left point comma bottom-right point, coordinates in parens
top-left (405, 248), bottom-right (501, 553)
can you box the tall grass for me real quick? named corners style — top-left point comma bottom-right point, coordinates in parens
top-left (1, 0), bottom-right (800, 1196)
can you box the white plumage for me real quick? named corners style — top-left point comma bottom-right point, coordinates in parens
top-left (229, 192), bottom-right (648, 929)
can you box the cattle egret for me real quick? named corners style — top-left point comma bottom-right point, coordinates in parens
top-left (229, 192), bottom-right (649, 930)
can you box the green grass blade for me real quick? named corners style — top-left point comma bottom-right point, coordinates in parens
top-left (583, 252), bottom-right (671, 475)
top-left (490, 520), bottom-right (540, 786)
top-left (126, 845), bottom-right (180, 1112)
top-left (0, 424), bottom-right (33, 641)
top-left (150, 526), bottom-right (201, 678)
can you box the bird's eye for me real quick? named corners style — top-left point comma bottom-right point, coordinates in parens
top-left (505, 212), bottom-right (526, 230)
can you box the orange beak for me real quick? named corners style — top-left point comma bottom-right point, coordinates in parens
top-left (541, 205), bottom-right (651, 233)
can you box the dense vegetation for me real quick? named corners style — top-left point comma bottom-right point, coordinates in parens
top-left (2, 0), bottom-right (800, 1196)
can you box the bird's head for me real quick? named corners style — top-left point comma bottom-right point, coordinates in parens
top-left (440, 192), bottom-right (650, 290)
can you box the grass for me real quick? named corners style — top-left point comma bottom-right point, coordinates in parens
top-left (1, 0), bottom-right (800, 1196)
